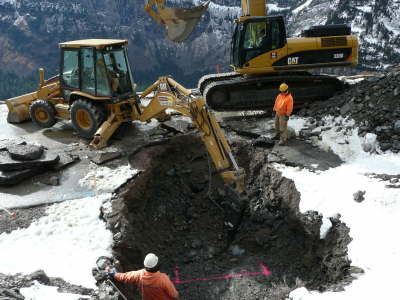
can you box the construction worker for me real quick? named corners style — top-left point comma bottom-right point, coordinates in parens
top-left (107, 253), bottom-right (179, 300)
top-left (273, 83), bottom-right (294, 145)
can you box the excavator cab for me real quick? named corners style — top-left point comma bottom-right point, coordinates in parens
top-left (232, 16), bottom-right (287, 68)
top-left (60, 39), bottom-right (136, 102)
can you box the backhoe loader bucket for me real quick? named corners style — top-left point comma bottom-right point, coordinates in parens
top-left (159, 1), bottom-right (210, 42)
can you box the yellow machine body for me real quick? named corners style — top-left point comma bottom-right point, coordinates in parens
top-left (4, 39), bottom-right (244, 192)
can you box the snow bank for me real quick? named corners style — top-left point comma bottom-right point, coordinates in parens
top-left (79, 164), bottom-right (140, 193)
top-left (0, 194), bottom-right (113, 288)
top-left (20, 281), bottom-right (90, 300)
top-left (276, 116), bottom-right (400, 300)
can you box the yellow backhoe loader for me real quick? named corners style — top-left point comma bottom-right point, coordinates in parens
top-left (144, 0), bottom-right (210, 42)
top-left (150, 0), bottom-right (359, 111)
top-left (4, 39), bottom-right (244, 191)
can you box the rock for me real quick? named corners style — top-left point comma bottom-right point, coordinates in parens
top-left (0, 168), bottom-right (47, 185)
top-left (0, 151), bottom-right (60, 172)
top-left (230, 245), bottom-right (245, 256)
top-left (393, 141), bottom-right (400, 150)
top-left (191, 239), bottom-right (202, 249)
top-left (2, 289), bottom-right (24, 300)
top-left (353, 190), bottom-right (366, 203)
top-left (161, 119), bottom-right (190, 134)
top-left (361, 133), bottom-right (377, 153)
top-left (91, 151), bottom-right (122, 165)
top-left (394, 120), bottom-right (400, 133)
top-left (40, 175), bottom-right (60, 186)
top-left (380, 142), bottom-right (392, 151)
top-left (7, 143), bottom-right (44, 161)
top-left (340, 103), bottom-right (351, 115)
top-left (53, 153), bottom-right (80, 170)
top-left (394, 87), bottom-right (399, 97)
top-left (252, 136), bottom-right (274, 148)
top-left (26, 270), bottom-right (50, 285)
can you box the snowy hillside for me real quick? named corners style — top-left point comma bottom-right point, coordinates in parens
top-left (1, 0), bottom-right (398, 92)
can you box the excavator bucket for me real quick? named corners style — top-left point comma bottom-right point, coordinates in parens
top-left (157, 1), bottom-right (210, 42)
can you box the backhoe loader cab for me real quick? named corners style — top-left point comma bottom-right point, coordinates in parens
top-left (59, 39), bottom-right (135, 102)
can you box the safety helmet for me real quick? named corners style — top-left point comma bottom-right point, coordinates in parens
top-left (279, 83), bottom-right (289, 92)
top-left (144, 253), bottom-right (159, 268)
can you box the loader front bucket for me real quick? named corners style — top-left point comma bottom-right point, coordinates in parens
top-left (159, 1), bottom-right (210, 42)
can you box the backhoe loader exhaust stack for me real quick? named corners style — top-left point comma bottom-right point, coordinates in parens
top-left (145, 0), bottom-right (210, 42)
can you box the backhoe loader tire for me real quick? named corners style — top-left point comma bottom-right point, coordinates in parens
top-left (29, 100), bottom-right (57, 128)
top-left (71, 99), bottom-right (105, 139)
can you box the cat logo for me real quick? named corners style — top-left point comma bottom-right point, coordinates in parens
top-left (288, 57), bottom-right (299, 65)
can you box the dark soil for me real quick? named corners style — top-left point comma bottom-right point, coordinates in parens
top-left (98, 133), bottom-right (353, 300)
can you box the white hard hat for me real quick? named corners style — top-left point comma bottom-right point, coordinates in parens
top-left (144, 253), bottom-right (158, 268)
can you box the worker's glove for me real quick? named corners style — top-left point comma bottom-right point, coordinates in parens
top-left (285, 115), bottom-right (290, 121)
top-left (272, 111), bottom-right (276, 118)
top-left (106, 267), bottom-right (117, 278)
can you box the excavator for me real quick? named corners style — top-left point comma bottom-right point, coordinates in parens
top-left (4, 39), bottom-right (244, 192)
top-left (146, 0), bottom-right (359, 111)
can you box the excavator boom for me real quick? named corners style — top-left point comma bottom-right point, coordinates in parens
top-left (144, 0), bottom-right (210, 42)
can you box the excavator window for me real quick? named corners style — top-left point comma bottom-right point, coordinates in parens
top-left (233, 17), bottom-right (287, 67)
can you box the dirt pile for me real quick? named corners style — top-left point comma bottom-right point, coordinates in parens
top-left (298, 68), bottom-right (400, 152)
top-left (96, 134), bottom-right (353, 300)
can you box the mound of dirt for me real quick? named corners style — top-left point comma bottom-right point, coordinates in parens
top-left (298, 69), bottom-right (400, 152)
top-left (96, 134), bottom-right (353, 300)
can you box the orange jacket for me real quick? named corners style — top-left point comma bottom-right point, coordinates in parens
top-left (114, 269), bottom-right (179, 300)
top-left (273, 93), bottom-right (294, 116)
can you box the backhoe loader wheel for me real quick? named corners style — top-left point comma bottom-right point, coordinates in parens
top-left (29, 100), bottom-right (57, 128)
top-left (71, 99), bottom-right (105, 139)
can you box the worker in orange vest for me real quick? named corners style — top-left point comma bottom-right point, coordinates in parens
top-left (107, 253), bottom-right (179, 300)
top-left (273, 83), bottom-right (294, 145)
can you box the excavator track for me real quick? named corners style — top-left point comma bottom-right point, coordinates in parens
top-left (201, 73), bottom-right (344, 111)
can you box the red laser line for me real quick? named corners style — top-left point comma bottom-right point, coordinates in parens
top-left (173, 264), bottom-right (271, 284)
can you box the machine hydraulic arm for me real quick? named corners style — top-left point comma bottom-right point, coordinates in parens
top-left (92, 76), bottom-right (245, 191)
top-left (144, 0), bottom-right (210, 42)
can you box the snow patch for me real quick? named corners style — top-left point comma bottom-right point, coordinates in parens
top-left (320, 217), bottom-right (332, 239)
top-left (293, 0), bottom-right (313, 14)
top-left (0, 194), bottom-right (113, 288)
top-left (276, 116), bottom-right (400, 300)
top-left (20, 281), bottom-right (90, 300)
top-left (79, 164), bottom-right (140, 193)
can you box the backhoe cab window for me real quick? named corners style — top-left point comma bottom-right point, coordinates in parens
top-left (102, 49), bottom-right (133, 96)
top-left (62, 50), bottom-right (79, 89)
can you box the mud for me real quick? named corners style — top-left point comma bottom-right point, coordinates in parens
top-left (99, 134), bottom-right (353, 300)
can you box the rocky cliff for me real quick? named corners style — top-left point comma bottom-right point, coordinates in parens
top-left (0, 0), bottom-right (398, 95)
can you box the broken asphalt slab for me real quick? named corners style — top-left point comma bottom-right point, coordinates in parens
top-left (0, 151), bottom-right (59, 172)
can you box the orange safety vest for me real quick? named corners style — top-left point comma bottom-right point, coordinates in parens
top-left (114, 269), bottom-right (179, 300)
top-left (273, 93), bottom-right (294, 116)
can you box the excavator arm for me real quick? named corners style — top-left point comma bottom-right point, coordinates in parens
top-left (137, 77), bottom-right (245, 191)
top-left (144, 0), bottom-right (210, 42)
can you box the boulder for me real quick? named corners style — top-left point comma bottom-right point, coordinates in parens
top-left (7, 143), bottom-right (44, 161)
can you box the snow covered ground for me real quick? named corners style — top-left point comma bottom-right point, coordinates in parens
top-left (20, 281), bottom-right (90, 300)
top-left (0, 194), bottom-right (113, 288)
top-left (0, 162), bottom-right (140, 299)
top-left (280, 116), bottom-right (400, 300)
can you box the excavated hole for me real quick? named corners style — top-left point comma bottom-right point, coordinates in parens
top-left (103, 134), bottom-right (353, 300)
